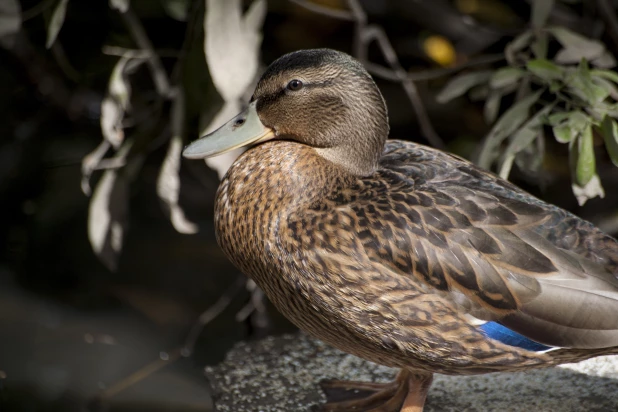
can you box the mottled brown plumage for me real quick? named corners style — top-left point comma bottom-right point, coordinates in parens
top-left (184, 49), bottom-right (618, 411)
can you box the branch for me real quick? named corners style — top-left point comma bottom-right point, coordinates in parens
top-left (118, 8), bottom-right (174, 98)
top-left (290, 0), bottom-right (445, 149)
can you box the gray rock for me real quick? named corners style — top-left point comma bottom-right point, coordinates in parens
top-left (205, 333), bottom-right (618, 412)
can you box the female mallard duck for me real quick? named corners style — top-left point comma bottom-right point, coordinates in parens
top-left (183, 49), bottom-right (618, 411)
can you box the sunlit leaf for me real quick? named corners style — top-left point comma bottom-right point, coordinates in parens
top-left (548, 26), bottom-right (605, 63)
top-left (601, 116), bottom-right (618, 167)
top-left (527, 59), bottom-right (563, 81)
top-left (489, 67), bottom-right (525, 89)
top-left (574, 123), bottom-right (596, 186)
top-left (88, 142), bottom-right (132, 272)
top-left (0, 0), bottom-right (21, 47)
top-left (572, 174), bottom-right (605, 206)
top-left (109, 0), bottom-right (129, 12)
top-left (477, 90), bottom-right (543, 168)
top-left (46, 0), bottom-right (69, 49)
top-left (161, 0), bottom-right (188, 21)
top-left (100, 97), bottom-right (124, 149)
top-left (531, 0), bottom-right (554, 28)
top-left (157, 90), bottom-right (198, 234)
top-left (205, 0), bottom-right (266, 101)
top-left (436, 71), bottom-right (492, 103)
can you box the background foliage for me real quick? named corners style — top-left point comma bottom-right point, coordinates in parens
top-left (1, 0), bottom-right (618, 411)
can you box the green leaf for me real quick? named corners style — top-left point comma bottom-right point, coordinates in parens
top-left (574, 123), bottom-right (596, 186)
top-left (566, 60), bottom-right (610, 104)
top-left (547, 112), bottom-right (570, 126)
top-left (572, 174), bottom-right (605, 206)
top-left (531, 0), bottom-right (554, 28)
top-left (489, 67), bottom-right (525, 89)
top-left (531, 33), bottom-right (549, 59)
top-left (548, 26), bottom-right (605, 63)
top-left (477, 90), bottom-right (543, 168)
top-left (553, 124), bottom-right (572, 143)
top-left (499, 104), bottom-right (554, 178)
top-left (527, 59), bottom-right (563, 81)
top-left (436, 71), bottom-right (492, 103)
top-left (591, 69), bottom-right (618, 84)
top-left (601, 116), bottom-right (618, 167)
top-left (484, 91), bottom-right (502, 124)
top-left (46, 0), bottom-right (69, 49)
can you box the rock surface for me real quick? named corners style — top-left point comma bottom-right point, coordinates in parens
top-left (205, 333), bottom-right (618, 412)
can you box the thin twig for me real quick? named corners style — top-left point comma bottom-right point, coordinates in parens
top-left (181, 276), bottom-right (247, 357)
top-left (290, 0), bottom-right (444, 148)
top-left (347, 0), bottom-right (445, 149)
top-left (118, 8), bottom-right (174, 98)
top-left (289, 0), bottom-right (355, 21)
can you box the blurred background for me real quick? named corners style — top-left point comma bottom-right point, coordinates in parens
top-left (1, 0), bottom-right (618, 411)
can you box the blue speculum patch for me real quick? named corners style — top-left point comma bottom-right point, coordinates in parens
top-left (480, 322), bottom-right (553, 352)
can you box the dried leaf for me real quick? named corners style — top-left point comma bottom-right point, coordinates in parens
top-left (477, 90), bottom-right (543, 168)
top-left (548, 27), bottom-right (605, 63)
top-left (109, 0), bottom-right (129, 13)
top-left (436, 71), bottom-right (492, 103)
top-left (489, 67), bottom-right (525, 89)
top-left (205, 0), bottom-right (266, 101)
top-left (88, 143), bottom-right (132, 271)
top-left (161, 0), bottom-right (188, 21)
top-left (601, 116), bottom-right (618, 167)
top-left (572, 174), bottom-right (605, 206)
top-left (157, 136), bottom-right (198, 234)
top-left (0, 0), bottom-right (21, 47)
top-left (527, 59), bottom-right (563, 81)
top-left (46, 0), bottom-right (69, 49)
top-left (156, 88), bottom-right (198, 234)
top-left (531, 0), bottom-right (554, 28)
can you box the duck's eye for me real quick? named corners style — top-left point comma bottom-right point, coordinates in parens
top-left (287, 79), bottom-right (303, 91)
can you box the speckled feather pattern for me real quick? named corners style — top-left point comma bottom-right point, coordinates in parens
top-left (215, 138), bottom-right (618, 376)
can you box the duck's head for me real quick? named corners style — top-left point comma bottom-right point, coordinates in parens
top-left (183, 48), bottom-right (389, 176)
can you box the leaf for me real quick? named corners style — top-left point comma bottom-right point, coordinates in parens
top-left (477, 90), bottom-right (543, 168)
top-left (592, 52), bottom-right (616, 69)
top-left (499, 104), bottom-right (554, 178)
top-left (526, 59), bottom-right (563, 81)
top-left (505, 30), bottom-right (533, 62)
top-left (591, 69), bottom-right (618, 84)
top-left (161, 0), bottom-right (188, 21)
top-left (566, 60), bottom-right (610, 104)
top-left (88, 143), bottom-right (132, 271)
top-left (489, 67), bottom-right (525, 89)
top-left (548, 27), bottom-right (605, 63)
top-left (0, 0), bottom-right (21, 47)
top-left (531, 33), bottom-right (548, 59)
top-left (100, 97), bottom-right (124, 149)
top-left (484, 91), bottom-right (502, 124)
top-left (601, 116), bottom-right (618, 167)
top-left (572, 174), bottom-right (605, 206)
top-left (46, 0), bottom-right (69, 49)
top-left (574, 123), bottom-right (596, 186)
top-left (531, 0), bottom-right (554, 28)
top-left (156, 89), bottom-right (198, 234)
top-left (205, 0), bottom-right (266, 101)
top-left (109, 0), bottom-right (129, 13)
top-left (436, 71), bottom-right (492, 103)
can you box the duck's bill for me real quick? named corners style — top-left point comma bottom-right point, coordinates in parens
top-left (182, 101), bottom-right (275, 159)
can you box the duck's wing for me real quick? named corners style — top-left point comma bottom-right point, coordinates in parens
top-left (296, 140), bottom-right (618, 349)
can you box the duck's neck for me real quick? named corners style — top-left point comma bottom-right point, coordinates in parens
top-left (214, 141), bottom-right (355, 283)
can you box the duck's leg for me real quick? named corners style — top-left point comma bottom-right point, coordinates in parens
top-left (320, 369), bottom-right (430, 412)
top-left (400, 373), bottom-right (433, 412)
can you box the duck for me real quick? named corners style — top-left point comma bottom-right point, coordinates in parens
top-left (183, 48), bottom-right (618, 411)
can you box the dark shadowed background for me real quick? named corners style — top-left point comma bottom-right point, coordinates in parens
top-left (1, 0), bottom-right (618, 411)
